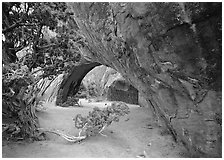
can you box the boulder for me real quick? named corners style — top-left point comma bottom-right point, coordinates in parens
top-left (106, 79), bottom-right (138, 104)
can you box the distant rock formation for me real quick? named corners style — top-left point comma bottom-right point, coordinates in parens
top-left (82, 65), bottom-right (138, 104)
top-left (106, 79), bottom-right (138, 104)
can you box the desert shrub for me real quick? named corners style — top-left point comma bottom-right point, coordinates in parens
top-left (87, 82), bottom-right (100, 98)
top-left (74, 102), bottom-right (130, 137)
top-left (39, 101), bottom-right (130, 143)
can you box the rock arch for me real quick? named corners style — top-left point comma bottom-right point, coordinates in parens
top-left (56, 62), bottom-right (139, 105)
top-left (56, 61), bottom-right (101, 105)
top-left (64, 2), bottom-right (222, 157)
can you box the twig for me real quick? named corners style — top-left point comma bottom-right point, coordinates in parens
top-left (36, 43), bottom-right (58, 50)
top-left (38, 128), bottom-right (87, 143)
top-left (2, 19), bottom-right (23, 33)
top-left (99, 125), bottom-right (106, 134)
top-left (99, 125), bottom-right (107, 137)
top-left (78, 123), bottom-right (88, 137)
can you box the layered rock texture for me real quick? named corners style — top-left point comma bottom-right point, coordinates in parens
top-left (36, 74), bottom-right (64, 104)
top-left (67, 2), bottom-right (221, 157)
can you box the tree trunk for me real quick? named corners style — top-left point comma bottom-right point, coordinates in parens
top-left (67, 2), bottom-right (222, 157)
top-left (2, 83), bottom-right (40, 140)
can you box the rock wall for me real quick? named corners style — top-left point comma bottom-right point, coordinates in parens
top-left (36, 74), bottom-right (64, 104)
top-left (68, 2), bottom-right (222, 157)
top-left (138, 92), bottom-right (149, 108)
top-left (107, 81), bottom-right (138, 104)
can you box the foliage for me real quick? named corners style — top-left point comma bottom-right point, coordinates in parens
top-left (2, 2), bottom-right (82, 76)
top-left (2, 63), bottom-right (40, 140)
top-left (86, 82), bottom-right (99, 98)
top-left (37, 102), bottom-right (130, 143)
top-left (74, 102), bottom-right (130, 137)
top-left (2, 2), bottom-right (83, 140)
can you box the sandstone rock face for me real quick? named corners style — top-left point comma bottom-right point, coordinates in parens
top-left (106, 80), bottom-right (138, 104)
top-left (138, 92), bottom-right (149, 108)
top-left (82, 65), bottom-right (107, 97)
top-left (102, 67), bottom-right (138, 104)
top-left (36, 74), bottom-right (64, 104)
top-left (82, 65), bottom-right (138, 104)
top-left (68, 2), bottom-right (221, 157)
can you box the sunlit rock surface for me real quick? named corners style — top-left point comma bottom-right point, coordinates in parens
top-left (67, 2), bottom-right (221, 157)
top-left (83, 65), bottom-right (138, 104)
top-left (36, 74), bottom-right (64, 104)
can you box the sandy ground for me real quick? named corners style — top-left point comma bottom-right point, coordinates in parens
top-left (2, 100), bottom-right (189, 158)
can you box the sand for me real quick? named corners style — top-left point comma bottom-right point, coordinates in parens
top-left (2, 100), bottom-right (188, 158)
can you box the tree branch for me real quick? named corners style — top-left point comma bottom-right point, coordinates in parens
top-left (9, 45), bottom-right (25, 52)
top-left (36, 43), bottom-right (58, 50)
top-left (2, 19), bottom-right (23, 34)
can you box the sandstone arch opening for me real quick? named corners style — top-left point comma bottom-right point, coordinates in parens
top-left (55, 61), bottom-right (101, 105)
top-left (56, 63), bottom-right (139, 106)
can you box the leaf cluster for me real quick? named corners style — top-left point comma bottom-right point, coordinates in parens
top-left (2, 63), bottom-right (41, 140)
top-left (74, 102), bottom-right (130, 137)
top-left (3, 2), bottom-right (82, 77)
top-left (2, 2), bottom-right (84, 140)
top-left (2, 63), bottom-right (35, 97)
